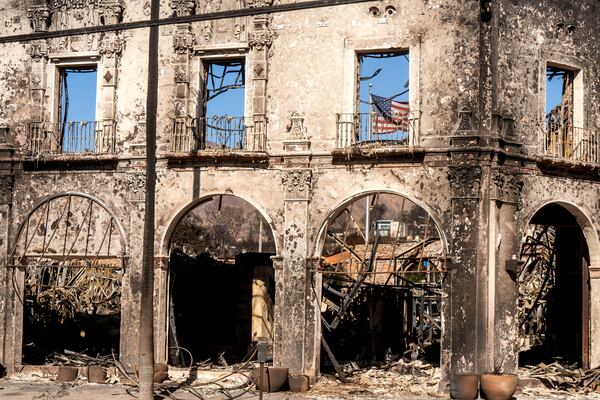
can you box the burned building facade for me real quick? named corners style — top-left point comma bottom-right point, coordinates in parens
top-left (0, 0), bottom-right (599, 388)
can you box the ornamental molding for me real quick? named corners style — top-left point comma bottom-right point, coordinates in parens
top-left (247, 0), bottom-right (273, 8)
top-left (492, 169), bottom-right (523, 203)
top-left (27, 41), bottom-right (49, 62)
top-left (0, 126), bottom-right (8, 144)
top-left (286, 112), bottom-right (307, 140)
top-left (173, 25), bottom-right (195, 54)
top-left (0, 176), bottom-right (13, 204)
top-left (281, 169), bottom-right (312, 201)
top-left (98, 34), bottom-right (123, 58)
top-left (248, 28), bottom-right (274, 50)
top-left (169, 0), bottom-right (196, 16)
top-left (125, 172), bottom-right (146, 203)
top-left (448, 165), bottom-right (481, 198)
top-left (27, 4), bottom-right (52, 33)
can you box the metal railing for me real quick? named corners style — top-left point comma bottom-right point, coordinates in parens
top-left (538, 121), bottom-right (599, 164)
top-left (170, 116), bottom-right (266, 153)
top-left (26, 121), bottom-right (116, 156)
top-left (335, 111), bottom-right (419, 149)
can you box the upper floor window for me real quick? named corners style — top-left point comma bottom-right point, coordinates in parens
top-left (57, 66), bottom-right (98, 152)
top-left (336, 50), bottom-right (414, 148)
top-left (542, 63), bottom-right (595, 163)
top-left (26, 60), bottom-right (116, 157)
top-left (199, 59), bottom-right (246, 149)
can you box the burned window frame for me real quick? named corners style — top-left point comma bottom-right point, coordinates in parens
top-left (542, 60), bottom-right (586, 160)
top-left (195, 55), bottom-right (247, 149)
top-left (336, 40), bottom-right (420, 149)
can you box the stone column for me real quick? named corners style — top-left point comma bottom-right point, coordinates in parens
top-left (446, 164), bottom-right (484, 378)
top-left (27, 41), bottom-right (48, 120)
top-left (119, 171), bottom-right (146, 371)
top-left (489, 169), bottom-right (523, 373)
top-left (274, 170), bottom-right (314, 376)
top-left (98, 33), bottom-right (123, 153)
top-left (247, 16), bottom-right (273, 151)
top-left (0, 133), bottom-right (14, 369)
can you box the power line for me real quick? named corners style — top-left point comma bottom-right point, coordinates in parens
top-left (0, 0), bottom-right (375, 44)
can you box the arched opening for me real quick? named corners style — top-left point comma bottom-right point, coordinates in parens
top-left (317, 193), bottom-right (446, 373)
top-left (167, 194), bottom-right (276, 367)
top-left (518, 203), bottom-right (591, 367)
top-left (9, 194), bottom-right (126, 365)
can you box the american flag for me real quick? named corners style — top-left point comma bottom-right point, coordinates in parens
top-left (371, 94), bottom-right (410, 134)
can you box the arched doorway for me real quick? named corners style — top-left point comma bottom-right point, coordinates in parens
top-left (9, 193), bottom-right (126, 365)
top-left (316, 192), bottom-right (447, 372)
top-left (166, 194), bottom-right (276, 367)
top-left (518, 203), bottom-right (591, 367)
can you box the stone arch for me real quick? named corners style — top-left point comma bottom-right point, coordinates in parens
top-left (312, 189), bottom-right (449, 258)
top-left (11, 192), bottom-right (127, 256)
top-left (162, 193), bottom-right (278, 367)
top-left (160, 191), bottom-right (280, 256)
top-left (518, 200), bottom-right (600, 369)
top-left (520, 200), bottom-right (600, 270)
top-left (312, 189), bottom-right (449, 371)
top-left (9, 192), bottom-right (127, 366)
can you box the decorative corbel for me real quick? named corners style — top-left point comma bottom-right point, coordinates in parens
top-left (169, 0), bottom-right (196, 17)
top-left (27, 3), bottom-right (52, 33)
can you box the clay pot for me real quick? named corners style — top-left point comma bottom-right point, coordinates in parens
top-left (252, 366), bottom-right (289, 392)
top-left (57, 366), bottom-right (78, 382)
top-left (87, 366), bottom-right (107, 383)
top-left (480, 373), bottom-right (518, 400)
top-left (449, 373), bottom-right (479, 399)
top-left (288, 373), bottom-right (310, 392)
top-left (153, 363), bottom-right (169, 383)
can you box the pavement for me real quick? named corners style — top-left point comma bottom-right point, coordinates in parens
top-left (2, 378), bottom-right (600, 400)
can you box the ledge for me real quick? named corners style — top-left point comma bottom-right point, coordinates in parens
top-left (331, 145), bottom-right (426, 163)
top-left (163, 150), bottom-right (269, 167)
top-left (536, 156), bottom-right (600, 180)
top-left (22, 155), bottom-right (119, 171)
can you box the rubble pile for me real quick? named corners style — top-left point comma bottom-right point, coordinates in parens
top-left (310, 360), bottom-right (440, 399)
top-left (521, 363), bottom-right (600, 394)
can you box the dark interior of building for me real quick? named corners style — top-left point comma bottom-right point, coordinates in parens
top-left (519, 204), bottom-right (590, 367)
top-left (168, 251), bottom-right (274, 367)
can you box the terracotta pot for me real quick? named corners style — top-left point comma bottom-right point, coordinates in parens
top-left (87, 366), bottom-right (107, 383)
top-left (288, 373), bottom-right (310, 392)
top-left (480, 373), bottom-right (518, 400)
top-left (57, 366), bottom-right (78, 382)
top-left (449, 373), bottom-right (479, 399)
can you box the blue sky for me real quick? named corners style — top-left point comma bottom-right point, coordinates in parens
top-left (205, 63), bottom-right (245, 118)
top-left (61, 69), bottom-right (97, 122)
top-left (546, 72), bottom-right (563, 115)
top-left (65, 58), bottom-right (562, 123)
top-left (359, 54), bottom-right (409, 114)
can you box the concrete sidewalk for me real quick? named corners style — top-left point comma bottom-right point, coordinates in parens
top-left (1, 379), bottom-right (599, 400)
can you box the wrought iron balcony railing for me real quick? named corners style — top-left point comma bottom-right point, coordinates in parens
top-left (335, 111), bottom-right (419, 149)
top-left (26, 121), bottom-right (116, 157)
top-left (170, 116), bottom-right (266, 153)
top-left (538, 121), bottom-right (599, 164)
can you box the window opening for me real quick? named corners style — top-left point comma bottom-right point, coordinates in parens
top-left (545, 66), bottom-right (574, 158)
top-left (197, 60), bottom-right (246, 149)
top-left (356, 52), bottom-right (410, 144)
top-left (57, 67), bottom-right (98, 153)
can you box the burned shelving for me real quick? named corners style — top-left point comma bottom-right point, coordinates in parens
top-left (317, 194), bottom-right (446, 373)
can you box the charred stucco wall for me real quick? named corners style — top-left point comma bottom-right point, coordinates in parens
top-left (0, 0), bottom-right (599, 390)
